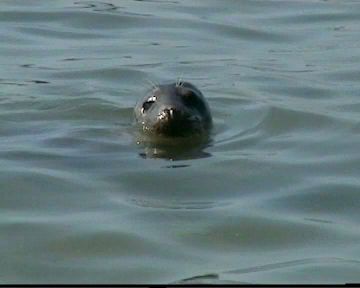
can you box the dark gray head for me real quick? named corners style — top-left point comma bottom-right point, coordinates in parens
top-left (135, 81), bottom-right (212, 137)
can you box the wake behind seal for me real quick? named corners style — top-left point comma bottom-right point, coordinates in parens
top-left (135, 81), bottom-right (212, 138)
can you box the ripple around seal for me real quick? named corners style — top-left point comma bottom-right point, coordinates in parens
top-left (267, 181), bottom-right (360, 223)
top-left (17, 26), bottom-right (106, 40)
top-left (175, 257), bottom-right (360, 284)
top-left (176, 213), bottom-right (359, 252)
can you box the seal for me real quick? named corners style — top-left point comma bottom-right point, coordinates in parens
top-left (135, 81), bottom-right (212, 138)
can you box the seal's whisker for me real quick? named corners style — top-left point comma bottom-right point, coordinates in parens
top-left (145, 79), bottom-right (158, 90)
top-left (140, 81), bottom-right (150, 89)
top-left (176, 75), bottom-right (184, 87)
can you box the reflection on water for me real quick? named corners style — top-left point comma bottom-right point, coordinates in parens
top-left (137, 138), bottom-right (213, 161)
top-left (126, 197), bottom-right (230, 210)
top-left (1, 0), bottom-right (360, 284)
top-left (135, 128), bottom-right (213, 160)
top-left (73, 1), bottom-right (120, 12)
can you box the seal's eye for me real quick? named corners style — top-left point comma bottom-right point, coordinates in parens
top-left (141, 96), bottom-right (156, 113)
top-left (182, 90), bottom-right (205, 112)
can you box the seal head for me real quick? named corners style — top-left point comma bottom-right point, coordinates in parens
top-left (135, 81), bottom-right (212, 138)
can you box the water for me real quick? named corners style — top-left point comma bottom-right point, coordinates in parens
top-left (1, 0), bottom-right (360, 284)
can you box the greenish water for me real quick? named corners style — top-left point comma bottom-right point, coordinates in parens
top-left (1, 0), bottom-right (360, 284)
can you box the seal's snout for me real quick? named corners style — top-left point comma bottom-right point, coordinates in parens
top-left (161, 107), bottom-right (184, 121)
top-left (156, 107), bottom-right (197, 136)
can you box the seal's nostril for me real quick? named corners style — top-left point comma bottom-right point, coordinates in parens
top-left (164, 108), bottom-right (177, 119)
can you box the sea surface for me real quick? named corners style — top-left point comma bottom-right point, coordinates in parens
top-left (1, 0), bottom-right (360, 284)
